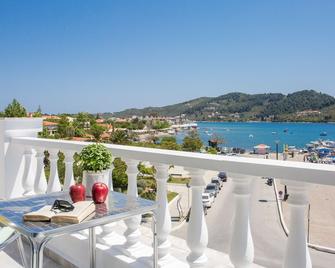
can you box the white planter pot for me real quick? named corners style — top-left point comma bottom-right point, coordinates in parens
top-left (82, 169), bottom-right (110, 197)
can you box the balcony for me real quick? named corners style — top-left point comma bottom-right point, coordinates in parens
top-left (1, 118), bottom-right (335, 268)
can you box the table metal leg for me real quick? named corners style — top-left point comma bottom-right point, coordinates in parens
top-left (89, 227), bottom-right (96, 268)
top-left (152, 213), bottom-right (158, 268)
top-left (28, 238), bottom-right (49, 268)
top-left (17, 236), bottom-right (28, 268)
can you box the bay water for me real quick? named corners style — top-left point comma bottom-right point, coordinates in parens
top-left (176, 122), bottom-right (335, 152)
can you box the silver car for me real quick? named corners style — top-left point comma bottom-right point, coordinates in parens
top-left (205, 183), bottom-right (218, 198)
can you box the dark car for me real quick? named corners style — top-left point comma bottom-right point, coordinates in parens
top-left (218, 171), bottom-right (227, 182)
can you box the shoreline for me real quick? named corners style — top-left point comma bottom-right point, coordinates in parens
top-left (196, 120), bottom-right (335, 124)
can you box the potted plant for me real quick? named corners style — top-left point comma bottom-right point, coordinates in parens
top-left (79, 143), bottom-right (112, 197)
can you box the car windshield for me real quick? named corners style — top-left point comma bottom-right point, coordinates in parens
top-left (202, 196), bottom-right (209, 200)
top-left (206, 185), bottom-right (215, 190)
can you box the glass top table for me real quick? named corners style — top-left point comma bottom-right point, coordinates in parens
top-left (0, 191), bottom-right (158, 268)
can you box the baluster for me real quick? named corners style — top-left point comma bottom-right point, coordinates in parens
top-left (229, 174), bottom-right (254, 268)
top-left (34, 148), bottom-right (47, 194)
top-left (282, 180), bottom-right (312, 268)
top-left (47, 149), bottom-right (62, 193)
top-left (154, 162), bottom-right (172, 261)
top-left (186, 168), bottom-right (208, 265)
top-left (123, 159), bottom-right (142, 253)
top-left (98, 166), bottom-right (116, 244)
top-left (22, 147), bottom-right (36, 195)
top-left (63, 151), bottom-right (75, 190)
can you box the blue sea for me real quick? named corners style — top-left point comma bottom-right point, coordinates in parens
top-left (176, 122), bottom-right (335, 152)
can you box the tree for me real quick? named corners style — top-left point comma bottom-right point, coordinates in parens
top-left (160, 136), bottom-right (180, 150)
top-left (33, 105), bottom-right (42, 117)
top-left (112, 158), bottom-right (128, 191)
top-left (57, 115), bottom-right (74, 138)
top-left (182, 131), bottom-right (203, 152)
top-left (90, 124), bottom-right (105, 141)
top-left (76, 112), bottom-right (94, 128)
top-left (207, 147), bottom-right (218, 154)
top-left (152, 120), bottom-right (170, 129)
top-left (4, 99), bottom-right (27, 117)
top-left (110, 130), bottom-right (130, 144)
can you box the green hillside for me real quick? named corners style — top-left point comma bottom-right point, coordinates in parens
top-left (111, 90), bottom-right (335, 122)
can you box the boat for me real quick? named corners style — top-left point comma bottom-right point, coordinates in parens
top-left (320, 132), bottom-right (327, 137)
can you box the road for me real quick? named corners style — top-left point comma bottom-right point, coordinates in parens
top-left (172, 177), bottom-right (335, 268)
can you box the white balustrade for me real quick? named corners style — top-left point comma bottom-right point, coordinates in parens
top-left (154, 162), bottom-right (171, 261)
top-left (186, 167), bottom-right (208, 265)
top-left (123, 159), bottom-right (142, 251)
top-left (7, 132), bottom-right (335, 268)
top-left (22, 147), bottom-right (36, 195)
top-left (282, 180), bottom-right (312, 268)
top-left (33, 147), bottom-right (47, 194)
top-left (63, 150), bottom-right (75, 190)
top-left (47, 149), bottom-right (62, 193)
top-left (229, 174), bottom-right (254, 268)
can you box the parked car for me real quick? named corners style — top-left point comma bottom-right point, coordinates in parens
top-left (218, 171), bottom-right (227, 182)
top-left (202, 193), bottom-right (214, 208)
top-left (211, 177), bottom-right (222, 190)
top-left (205, 183), bottom-right (219, 198)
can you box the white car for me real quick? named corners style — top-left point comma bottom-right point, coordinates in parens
top-left (202, 193), bottom-right (214, 208)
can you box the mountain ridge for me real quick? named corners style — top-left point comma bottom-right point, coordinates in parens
top-left (109, 90), bottom-right (335, 122)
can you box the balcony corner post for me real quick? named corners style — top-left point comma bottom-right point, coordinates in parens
top-left (282, 180), bottom-right (312, 268)
top-left (186, 167), bottom-right (208, 265)
top-left (229, 174), bottom-right (254, 268)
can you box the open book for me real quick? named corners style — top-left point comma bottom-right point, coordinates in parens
top-left (23, 201), bottom-right (96, 224)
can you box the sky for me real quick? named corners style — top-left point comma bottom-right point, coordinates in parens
top-left (0, 0), bottom-right (335, 114)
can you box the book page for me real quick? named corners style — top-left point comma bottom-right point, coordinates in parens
top-left (51, 201), bottom-right (96, 224)
top-left (23, 205), bottom-right (55, 222)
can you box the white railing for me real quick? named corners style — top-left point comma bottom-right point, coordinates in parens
top-left (1, 118), bottom-right (335, 267)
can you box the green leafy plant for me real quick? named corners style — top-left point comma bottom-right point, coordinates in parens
top-left (79, 143), bottom-right (112, 172)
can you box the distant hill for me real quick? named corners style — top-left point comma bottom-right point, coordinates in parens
top-left (110, 90), bottom-right (335, 122)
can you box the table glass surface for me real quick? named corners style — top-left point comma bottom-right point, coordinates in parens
top-left (0, 191), bottom-right (156, 237)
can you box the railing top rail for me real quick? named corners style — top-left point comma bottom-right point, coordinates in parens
top-left (12, 137), bottom-right (335, 186)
